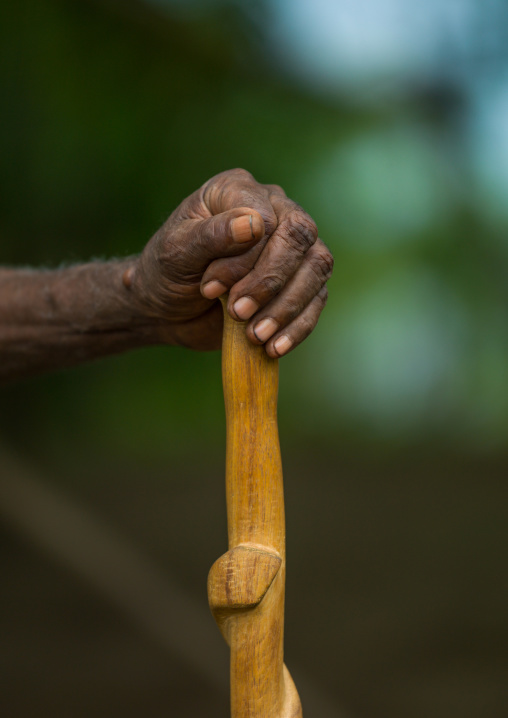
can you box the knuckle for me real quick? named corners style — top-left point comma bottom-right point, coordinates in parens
top-left (227, 167), bottom-right (254, 182)
top-left (310, 247), bottom-right (334, 282)
top-left (299, 315), bottom-right (315, 338)
top-left (260, 272), bottom-right (285, 297)
top-left (202, 175), bottom-right (226, 207)
top-left (202, 169), bottom-right (255, 205)
top-left (283, 300), bottom-right (302, 324)
top-left (319, 286), bottom-right (329, 307)
top-left (272, 293), bottom-right (302, 324)
top-left (265, 183), bottom-right (286, 196)
top-left (261, 211), bottom-right (277, 238)
top-left (282, 213), bottom-right (318, 254)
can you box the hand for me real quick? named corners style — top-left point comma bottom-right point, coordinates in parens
top-left (127, 169), bottom-right (333, 356)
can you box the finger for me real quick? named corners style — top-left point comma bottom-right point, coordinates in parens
top-left (263, 287), bottom-right (329, 358)
top-left (199, 174), bottom-right (295, 300)
top-left (200, 240), bottom-right (267, 297)
top-left (226, 194), bottom-right (318, 321)
top-left (198, 185), bottom-right (295, 298)
top-left (173, 207), bottom-right (264, 287)
top-left (202, 169), bottom-right (278, 238)
top-left (243, 239), bottom-right (333, 345)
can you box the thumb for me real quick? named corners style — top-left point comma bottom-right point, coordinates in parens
top-left (188, 207), bottom-right (265, 266)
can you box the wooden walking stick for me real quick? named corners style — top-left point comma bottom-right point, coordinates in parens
top-left (207, 298), bottom-right (302, 718)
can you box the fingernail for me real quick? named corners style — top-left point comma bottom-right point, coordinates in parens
top-left (231, 215), bottom-right (256, 243)
top-left (233, 296), bottom-right (259, 320)
top-left (253, 318), bottom-right (279, 343)
top-left (274, 335), bottom-right (293, 356)
top-left (202, 280), bottom-right (227, 299)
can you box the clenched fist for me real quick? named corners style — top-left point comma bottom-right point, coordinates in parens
top-left (127, 168), bottom-right (333, 357)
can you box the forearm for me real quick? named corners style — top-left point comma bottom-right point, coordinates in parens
top-left (0, 259), bottom-right (162, 382)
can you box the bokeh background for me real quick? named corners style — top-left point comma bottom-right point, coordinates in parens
top-left (1, 1), bottom-right (508, 716)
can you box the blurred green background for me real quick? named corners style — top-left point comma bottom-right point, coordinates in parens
top-left (1, 1), bottom-right (508, 717)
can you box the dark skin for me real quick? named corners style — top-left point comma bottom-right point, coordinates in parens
top-left (0, 169), bottom-right (333, 383)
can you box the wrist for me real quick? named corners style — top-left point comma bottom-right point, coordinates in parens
top-left (120, 255), bottom-right (180, 346)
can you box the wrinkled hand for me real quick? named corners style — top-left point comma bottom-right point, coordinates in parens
top-left (127, 169), bottom-right (333, 357)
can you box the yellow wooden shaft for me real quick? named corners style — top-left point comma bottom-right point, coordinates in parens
top-left (222, 303), bottom-right (284, 554)
top-left (207, 300), bottom-right (302, 718)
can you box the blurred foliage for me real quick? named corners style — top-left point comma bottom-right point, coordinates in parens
top-left (2, 7), bottom-right (508, 718)
top-left (1, 0), bottom-right (508, 464)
